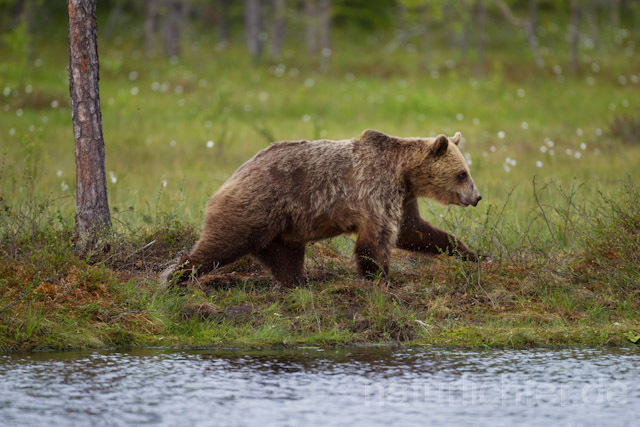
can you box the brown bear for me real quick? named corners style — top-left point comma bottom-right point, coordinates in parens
top-left (172, 129), bottom-right (483, 286)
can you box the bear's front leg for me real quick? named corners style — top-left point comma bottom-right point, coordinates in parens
top-left (397, 199), bottom-right (481, 261)
top-left (354, 223), bottom-right (394, 279)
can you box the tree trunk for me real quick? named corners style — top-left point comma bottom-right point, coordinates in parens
top-left (420, 6), bottom-right (430, 70)
top-left (587, 0), bottom-right (599, 47)
top-left (271, 0), bottom-right (285, 60)
top-left (528, 0), bottom-right (538, 36)
top-left (318, 0), bottom-right (331, 72)
top-left (144, 0), bottom-right (159, 56)
top-left (214, 0), bottom-right (229, 44)
top-left (103, 0), bottom-right (126, 41)
top-left (609, 0), bottom-right (621, 28)
top-left (245, 0), bottom-right (263, 62)
top-left (397, 3), bottom-right (408, 47)
top-left (493, 0), bottom-right (544, 68)
top-left (569, 0), bottom-right (581, 72)
top-left (475, 0), bottom-right (486, 73)
top-left (163, 0), bottom-right (182, 57)
top-left (305, 0), bottom-right (317, 56)
top-left (444, 2), bottom-right (455, 49)
top-left (67, 0), bottom-right (111, 235)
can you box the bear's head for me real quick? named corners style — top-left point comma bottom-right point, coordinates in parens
top-left (406, 132), bottom-right (482, 207)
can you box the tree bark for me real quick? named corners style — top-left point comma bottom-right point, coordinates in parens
top-left (271, 0), bottom-right (285, 60)
top-left (318, 0), bottom-right (331, 72)
top-left (569, 0), bottom-right (581, 72)
top-left (67, 0), bottom-right (111, 235)
top-left (245, 0), bottom-right (263, 62)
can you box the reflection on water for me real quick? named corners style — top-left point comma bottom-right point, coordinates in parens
top-left (1, 347), bottom-right (638, 426)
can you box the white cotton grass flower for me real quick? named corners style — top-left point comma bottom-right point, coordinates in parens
top-left (595, 128), bottom-right (602, 136)
top-left (540, 146), bottom-right (547, 153)
top-left (128, 71), bottom-right (138, 81)
top-left (206, 140), bottom-right (214, 148)
top-left (574, 151), bottom-right (581, 159)
top-left (521, 121), bottom-right (529, 130)
top-left (9, 128), bottom-right (15, 136)
top-left (61, 181), bottom-right (69, 191)
top-left (259, 92), bottom-right (269, 102)
top-left (517, 88), bottom-right (526, 98)
top-left (545, 138), bottom-right (555, 147)
top-left (51, 100), bottom-right (59, 108)
top-left (576, 128), bottom-right (583, 136)
top-left (109, 171), bottom-right (117, 184)
top-left (456, 113), bottom-right (464, 121)
top-left (490, 146), bottom-right (496, 152)
top-left (566, 149), bottom-right (573, 156)
top-left (130, 87), bottom-right (139, 96)
top-left (472, 118), bottom-right (480, 125)
top-left (580, 142), bottom-right (587, 150)
top-left (162, 180), bottom-right (167, 188)
top-left (536, 161), bottom-right (543, 168)
top-left (57, 170), bottom-right (62, 177)
top-left (169, 140), bottom-right (176, 147)
top-left (497, 131), bottom-right (505, 139)
top-left (302, 114), bottom-right (311, 122)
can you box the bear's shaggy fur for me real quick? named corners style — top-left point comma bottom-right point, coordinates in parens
top-left (173, 129), bottom-right (483, 286)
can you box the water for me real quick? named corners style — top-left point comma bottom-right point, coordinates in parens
top-left (1, 347), bottom-right (638, 426)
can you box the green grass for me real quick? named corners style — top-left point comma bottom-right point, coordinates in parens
top-left (0, 21), bottom-right (639, 351)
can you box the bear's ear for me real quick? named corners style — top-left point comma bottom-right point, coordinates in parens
top-left (451, 132), bottom-right (461, 145)
top-left (360, 129), bottom-right (392, 147)
top-left (431, 135), bottom-right (449, 157)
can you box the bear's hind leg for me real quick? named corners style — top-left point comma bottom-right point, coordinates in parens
top-left (171, 232), bottom-right (252, 283)
top-left (254, 238), bottom-right (305, 287)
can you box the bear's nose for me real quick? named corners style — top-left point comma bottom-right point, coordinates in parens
top-left (477, 195), bottom-right (482, 202)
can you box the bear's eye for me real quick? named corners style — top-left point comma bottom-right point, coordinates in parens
top-left (456, 171), bottom-right (468, 182)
